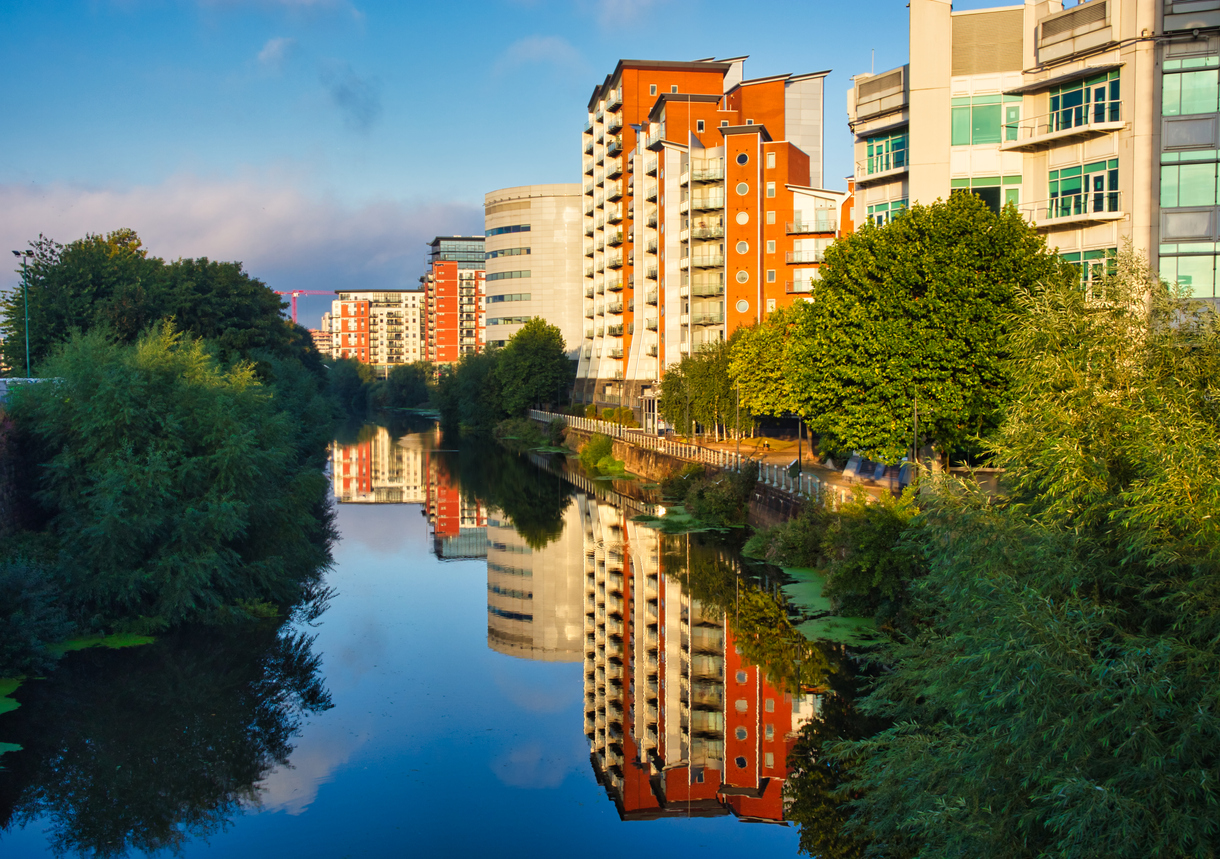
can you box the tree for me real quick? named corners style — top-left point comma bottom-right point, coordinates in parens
top-left (9, 324), bottom-right (334, 630)
top-left (729, 305), bottom-right (801, 418)
top-left (836, 250), bottom-right (1220, 858)
top-left (786, 193), bottom-right (1073, 464)
top-left (434, 349), bottom-right (503, 436)
top-left (369, 361), bottom-right (433, 410)
top-left (493, 318), bottom-right (572, 415)
top-left (659, 335), bottom-right (750, 439)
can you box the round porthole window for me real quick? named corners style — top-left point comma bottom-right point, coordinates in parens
top-left (736, 727), bottom-right (749, 740)
top-left (736, 240), bottom-right (749, 254)
top-left (736, 299), bottom-right (749, 313)
top-left (736, 271), bottom-right (749, 284)
top-left (735, 756), bottom-right (748, 768)
top-left (736, 153), bottom-right (749, 165)
top-left (735, 182), bottom-right (749, 195)
top-left (735, 211), bottom-right (749, 225)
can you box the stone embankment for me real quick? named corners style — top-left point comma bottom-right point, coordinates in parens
top-left (529, 410), bottom-right (891, 528)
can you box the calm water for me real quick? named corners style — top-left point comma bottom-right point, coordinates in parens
top-left (0, 421), bottom-right (841, 858)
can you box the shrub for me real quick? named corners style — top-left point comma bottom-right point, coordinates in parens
top-left (686, 462), bottom-right (757, 526)
top-left (547, 418), bottom-right (566, 447)
top-left (0, 558), bottom-right (73, 676)
top-left (659, 463), bottom-right (707, 503)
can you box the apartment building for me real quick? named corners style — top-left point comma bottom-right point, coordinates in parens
top-left (849, 0), bottom-right (1220, 299)
top-left (329, 289), bottom-right (425, 369)
top-left (484, 185), bottom-right (584, 356)
top-left (330, 427), bottom-right (426, 504)
top-left (422, 236), bottom-right (486, 366)
top-left (574, 57), bottom-right (850, 420)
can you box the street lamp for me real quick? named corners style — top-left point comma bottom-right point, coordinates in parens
top-left (10, 250), bottom-right (33, 378)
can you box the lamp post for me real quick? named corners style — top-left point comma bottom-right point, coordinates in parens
top-left (10, 250), bottom-right (33, 378)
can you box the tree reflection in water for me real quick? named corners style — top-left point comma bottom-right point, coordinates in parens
top-left (0, 623), bottom-right (331, 858)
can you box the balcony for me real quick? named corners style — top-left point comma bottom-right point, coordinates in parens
top-left (645, 265), bottom-right (659, 280)
top-left (606, 157), bottom-right (623, 178)
top-left (606, 206), bottom-right (623, 223)
top-left (584, 328), bottom-right (594, 339)
top-left (683, 282), bottom-right (725, 298)
top-left (645, 287), bottom-right (658, 305)
top-left (684, 223), bottom-right (725, 241)
top-left (607, 230), bottom-right (624, 246)
top-left (584, 286), bottom-right (595, 298)
top-left (584, 220), bottom-right (595, 236)
top-left (646, 344), bottom-right (658, 356)
top-left (645, 213), bottom-right (658, 228)
top-left (607, 252), bottom-right (623, 269)
top-left (594, 170), bottom-right (605, 184)
top-left (1001, 102), bottom-right (1125, 152)
top-left (584, 201), bottom-right (595, 216)
top-left (608, 347), bottom-right (624, 358)
top-left (644, 183), bottom-right (659, 202)
top-left (607, 135), bottom-right (624, 155)
top-left (584, 242), bottom-right (595, 257)
top-left (584, 159), bottom-right (595, 175)
top-left (584, 120), bottom-right (593, 135)
top-left (607, 113), bottom-right (623, 133)
top-left (607, 324), bottom-right (624, 336)
top-left (594, 216), bottom-right (605, 229)
top-left (607, 301), bottom-right (623, 314)
top-left (645, 238), bottom-right (658, 254)
top-left (607, 278), bottom-right (624, 292)
top-left (787, 279), bottom-right (815, 293)
top-left (596, 281), bottom-right (606, 295)
top-left (692, 312), bottom-right (724, 326)
top-left (606, 181), bottom-right (623, 200)
top-left (681, 252), bottom-right (725, 269)
top-left (787, 249), bottom-right (825, 263)
top-left (691, 162), bottom-right (724, 182)
top-left (583, 180), bottom-right (594, 195)
top-left (584, 140), bottom-right (595, 156)
top-left (595, 303), bottom-right (605, 316)
top-left (788, 217), bottom-right (838, 234)
top-left (595, 193), bottom-right (605, 208)
top-left (1021, 190), bottom-right (1125, 229)
top-left (585, 305), bottom-right (596, 318)
top-left (584, 264), bottom-right (595, 277)
top-left (856, 151), bottom-right (908, 185)
top-left (644, 316), bottom-right (659, 331)
top-left (644, 156), bottom-right (658, 176)
top-left (689, 191), bottom-right (725, 211)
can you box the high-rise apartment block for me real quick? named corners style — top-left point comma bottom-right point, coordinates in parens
top-left (484, 185), bottom-right (584, 356)
top-left (850, 0), bottom-right (1220, 299)
top-left (574, 57), bottom-right (849, 421)
top-left (329, 290), bottom-right (425, 368)
top-left (422, 236), bottom-right (486, 366)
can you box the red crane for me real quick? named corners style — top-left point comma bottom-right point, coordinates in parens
top-left (274, 290), bottom-right (333, 325)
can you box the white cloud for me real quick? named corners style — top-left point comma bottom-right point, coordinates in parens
top-left (0, 175), bottom-right (483, 319)
top-left (494, 35), bottom-right (587, 76)
top-left (258, 36), bottom-right (296, 71)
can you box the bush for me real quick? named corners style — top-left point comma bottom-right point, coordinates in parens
top-left (493, 417), bottom-right (544, 453)
top-left (659, 463), bottom-right (707, 503)
top-left (584, 404), bottom-right (598, 418)
top-left (686, 462), bottom-right (757, 526)
top-left (579, 433), bottom-right (624, 475)
top-left (547, 418), bottom-right (566, 447)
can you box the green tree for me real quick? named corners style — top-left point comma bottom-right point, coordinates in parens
top-left (729, 306), bottom-right (800, 418)
top-left (9, 324), bottom-right (334, 630)
top-left (837, 250), bottom-right (1220, 858)
top-left (787, 193), bottom-right (1073, 464)
top-left (434, 349), bottom-right (503, 436)
top-left (369, 361), bottom-right (433, 410)
top-left (493, 318), bottom-right (572, 415)
top-left (659, 335), bottom-right (750, 439)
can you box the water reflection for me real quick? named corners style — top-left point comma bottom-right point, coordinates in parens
top-left (0, 626), bottom-right (330, 858)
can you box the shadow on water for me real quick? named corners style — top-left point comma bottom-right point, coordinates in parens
top-left (0, 623), bottom-right (331, 859)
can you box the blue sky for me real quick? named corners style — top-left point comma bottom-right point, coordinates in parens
top-left (0, 0), bottom-right (933, 328)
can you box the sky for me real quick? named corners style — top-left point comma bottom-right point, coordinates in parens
top-left (0, 0), bottom-right (941, 329)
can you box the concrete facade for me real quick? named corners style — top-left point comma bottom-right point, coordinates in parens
top-left (483, 184), bottom-right (584, 358)
top-left (849, 0), bottom-right (1220, 301)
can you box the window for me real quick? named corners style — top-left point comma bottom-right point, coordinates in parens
top-left (485, 224), bottom-right (530, 236)
top-left (735, 299), bottom-right (749, 312)
top-left (1046, 70), bottom-right (1122, 135)
top-left (866, 130), bottom-right (908, 173)
top-left (766, 211), bottom-right (775, 224)
top-left (765, 724), bottom-right (774, 740)
top-left (487, 293), bottom-right (531, 303)
top-left (867, 198), bottom-right (908, 226)
top-left (765, 699), bottom-right (775, 712)
top-left (485, 247), bottom-right (530, 259)
top-left (766, 240), bottom-right (776, 253)
top-left (736, 153), bottom-right (749, 165)
top-left (951, 94), bottom-right (1023, 145)
top-left (736, 670), bottom-right (748, 683)
top-left (486, 270), bottom-right (531, 281)
top-left (735, 699), bottom-right (749, 712)
top-left (697, 119), bottom-right (704, 132)
top-left (670, 84), bottom-right (678, 93)
top-left (766, 269), bottom-right (776, 283)
top-left (766, 182), bottom-right (776, 198)
top-left (735, 182), bottom-right (750, 195)
top-left (650, 84), bottom-right (657, 96)
top-left (1164, 59), bottom-right (1220, 116)
top-left (949, 175), bottom-right (1020, 213)
top-left (1049, 160), bottom-right (1119, 218)
top-left (735, 727), bottom-right (748, 739)
top-left (735, 756), bottom-right (748, 768)
top-left (720, 120), bottom-right (729, 127)
top-left (736, 240), bottom-right (749, 253)
top-left (764, 753), bottom-right (774, 768)
top-left (746, 118), bottom-right (754, 125)
top-left (1161, 252), bottom-right (1218, 297)
top-left (1162, 160), bottom-right (1220, 208)
top-left (736, 270), bottom-right (749, 283)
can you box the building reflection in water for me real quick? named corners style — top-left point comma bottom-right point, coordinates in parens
top-left (579, 494), bottom-right (817, 823)
top-left (330, 430), bottom-right (813, 824)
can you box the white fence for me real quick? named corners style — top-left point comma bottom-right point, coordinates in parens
top-left (529, 409), bottom-right (854, 507)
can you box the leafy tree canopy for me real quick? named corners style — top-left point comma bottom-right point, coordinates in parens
top-left (493, 318), bottom-right (573, 415)
top-left (787, 193), bottom-right (1073, 463)
top-left (659, 334), bottom-right (751, 439)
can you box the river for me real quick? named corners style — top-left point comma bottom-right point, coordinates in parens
top-left (0, 419), bottom-right (864, 857)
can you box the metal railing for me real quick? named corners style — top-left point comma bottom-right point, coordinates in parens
top-left (787, 218), bottom-right (837, 234)
top-left (1006, 101), bottom-right (1122, 144)
top-left (787, 249), bottom-right (825, 263)
top-left (1025, 190), bottom-right (1123, 222)
top-left (858, 150), bottom-right (907, 176)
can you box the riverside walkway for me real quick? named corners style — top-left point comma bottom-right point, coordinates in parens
top-left (528, 409), bottom-right (882, 508)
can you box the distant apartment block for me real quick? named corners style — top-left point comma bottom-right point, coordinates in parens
top-left (574, 57), bottom-right (850, 422)
top-left (849, 0), bottom-right (1219, 299)
top-left (331, 427), bottom-right (426, 504)
top-left (329, 289), bottom-right (425, 369)
top-left (484, 185), bottom-right (584, 357)
top-left (310, 321), bottom-right (331, 357)
top-left (422, 236), bottom-right (486, 366)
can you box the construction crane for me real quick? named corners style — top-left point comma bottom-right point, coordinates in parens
top-left (274, 290), bottom-right (332, 325)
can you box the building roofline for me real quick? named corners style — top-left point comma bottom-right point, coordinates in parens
top-left (333, 288), bottom-right (425, 295)
top-left (427, 236), bottom-right (486, 246)
top-left (718, 124), bottom-right (773, 142)
top-left (646, 92), bottom-right (723, 122)
top-left (724, 69), bottom-right (830, 96)
top-left (589, 58), bottom-right (734, 106)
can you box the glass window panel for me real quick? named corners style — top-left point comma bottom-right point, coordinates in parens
top-left (1179, 70), bottom-right (1220, 115)
top-left (1004, 188), bottom-right (1020, 207)
top-left (1179, 163), bottom-right (1217, 206)
top-left (1005, 105), bottom-right (1020, 141)
top-left (1176, 254), bottom-right (1217, 297)
top-left (1163, 74), bottom-right (1181, 116)
top-left (1162, 165), bottom-right (1180, 208)
top-left (951, 107), bottom-right (971, 145)
top-left (972, 104), bottom-right (1002, 144)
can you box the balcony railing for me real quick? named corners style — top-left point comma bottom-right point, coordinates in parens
top-left (584, 264), bottom-right (595, 277)
top-left (584, 287), bottom-right (595, 298)
top-left (787, 249), bottom-right (825, 263)
top-left (608, 347), bottom-right (624, 358)
top-left (607, 230), bottom-right (624, 246)
top-left (788, 217), bottom-right (837, 234)
top-left (1002, 101), bottom-right (1124, 151)
top-left (607, 253), bottom-right (623, 269)
top-left (584, 159), bottom-right (595, 175)
top-left (645, 213), bottom-right (658, 228)
top-left (607, 135), bottom-right (623, 155)
top-left (646, 344), bottom-right (658, 356)
top-left (607, 324), bottom-right (624, 336)
top-left (607, 88), bottom-right (622, 110)
top-left (685, 223), bottom-right (725, 240)
top-left (584, 243), bottom-right (595, 257)
top-left (606, 300), bottom-right (623, 314)
top-left (691, 163), bottom-right (724, 182)
top-left (596, 282), bottom-right (606, 294)
top-left (607, 278), bottom-right (624, 291)
top-left (645, 238), bottom-right (658, 254)
top-left (787, 279), bottom-right (815, 293)
top-left (645, 265), bottom-right (659, 280)
top-left (606, 206), bottom-right (623, 223)
top-left (584, 220), bottom-right (595, 236)
top-left (1024, 190), bottom-right (1124, 226)
top-left (606, 181), bottom-right (623, 200)
top-left (682, 253), bottom-right (725, 269)
top-left (644, 156), bottom-right (658, 176)
top-left (645, 287), bottom-right (658, 304)
top-left (605, 157), bottom-right (623, 178)
top-left (583, 180), bottom-right (594, 194)
top-left (644, 317), bottom-right (659, 330)
top-left (689, 191), bottom-right (725, 210)
top-left (607, 113), bottom-right (622, 132)
top-left (858, 150), bottom-right (907, 177)
top-left (691, 312), bottom-right (724, 326)
top-left (683, 283), bottom-right (725, 297)
top-left (644, 183), bottom-right (659, 202)
top-left (594, 170), bottom-right (604, 184)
